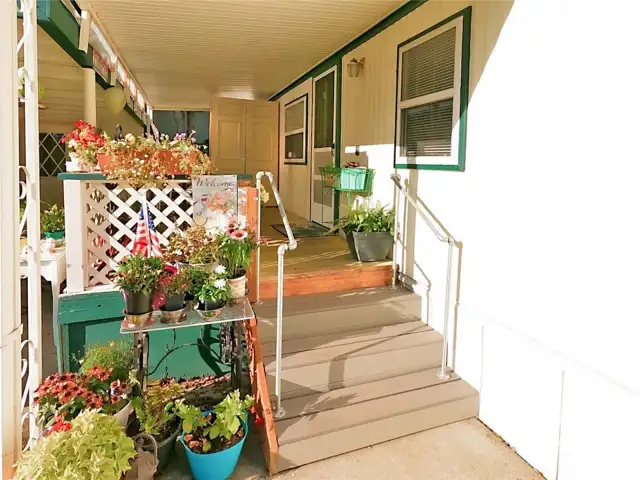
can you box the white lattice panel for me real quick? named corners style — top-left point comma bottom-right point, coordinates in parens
top-left (84, 180), bottom-right (194, 287)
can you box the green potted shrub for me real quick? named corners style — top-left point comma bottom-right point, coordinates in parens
top-left (115, 254), bottom-right (165, 316)
top-left (41, 203), bottom-right (65, 242)
top-left (166, 225), bottom-right (218, 272)
top-left (331, 204), bottom-right (395, 262)
top-left (176, 391), bottom-right (253, 480)
top-left (79, 339), bottom-right (135, 382)
top-left (158, 266), bottom-right (190, 322)
top-left (14, 410), bottom-right (136, 480)
top-left (130, 380), bottom-right (185, 472)
top-left (215, 225), bottom-right (257, 299)
top-left (186, 266), bottom-right (211, 306)
top-left (197, 274), bottom-right (230, 313)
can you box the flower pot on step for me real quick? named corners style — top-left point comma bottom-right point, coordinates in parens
top-left (353, 231), bottom-right (393, 262)
top-left (145, 422), bottom-right (181, 473)
top-left (339, 230), bottom-right (359, 260)
top-left (180, 416), bottom-right (248, 480)
top-left (124, 291), bottom-right (154, 315)
top-left (228, 275), bottom-right (247, 299)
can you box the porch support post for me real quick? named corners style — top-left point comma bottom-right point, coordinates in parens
top-left (0, 0), bottom-right (25, 475)
top-left (63, 180), bottom-right (88, 293)
top-left (84, 67), bottom-right (97, 125)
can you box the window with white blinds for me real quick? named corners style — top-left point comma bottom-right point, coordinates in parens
top-left (283, 95), bottom-right (307, 165)
top-left (396, 14), bottom-right (467, 169)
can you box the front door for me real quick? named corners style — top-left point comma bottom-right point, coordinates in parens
top-left (310, 66), bottom-right (337, 226)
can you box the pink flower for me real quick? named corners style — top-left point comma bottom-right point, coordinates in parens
top-left (228, 229), bottom-right (247, 241)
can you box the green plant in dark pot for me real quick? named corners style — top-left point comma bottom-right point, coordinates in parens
top-left (115, 254), bottom-right (165, 314)
top-left (160, 266), bottom-right (190, 311)
top-left (186, 266), bottom-right (210, 302)
top-left (41, 203), bottom-right (65, 240)
top-left (197, 275), bottom-right (230, 312)
top-left (331, 204), bottom-right (395, 262)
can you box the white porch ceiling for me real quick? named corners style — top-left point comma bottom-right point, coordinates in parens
top-left (78, 0), bottom-right (407, 109)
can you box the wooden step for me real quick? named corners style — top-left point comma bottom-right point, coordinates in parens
top-left (266, 340), bottom-right (442, 399)
top-left (255, 287), bottom-right (421, 342)
top-left (261, 320), bottom-right (432, 357)
top-left (275, 378), bottom-right (479, 471)
top-left (264, 328), bottom-right (440, 373)
top-left (259, 262), bottom-right (393, 299)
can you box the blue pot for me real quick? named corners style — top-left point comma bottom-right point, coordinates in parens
top-left (180, 415), bottom-right (248, 480)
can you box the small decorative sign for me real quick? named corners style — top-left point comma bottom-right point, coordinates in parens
top-left (191, 175), bottom-right (238, 233)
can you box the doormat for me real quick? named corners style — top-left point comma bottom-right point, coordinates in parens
top-left (271, 223), bottom-right (335, 239)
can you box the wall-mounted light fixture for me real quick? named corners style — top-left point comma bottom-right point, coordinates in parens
top-left (347, 57), bottom-right (365, 78)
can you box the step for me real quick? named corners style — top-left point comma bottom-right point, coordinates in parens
top-left (277, 367), bottom-right (459, 421)
top-left (255, 287), bottom-right (422, 342)
top-left (264, 327), bottom-right (440, 373)
top-left (266, 340), bottom-right (443, 399)
top-left (261, 320), bottom-right (432, 357)
top-left (276, 378), bottom-right (479, 471)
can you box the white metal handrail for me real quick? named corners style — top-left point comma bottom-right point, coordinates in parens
top-left (255, 171), bottom-right (297, 417)
top-left (391, 173), bottom-right (460, 381)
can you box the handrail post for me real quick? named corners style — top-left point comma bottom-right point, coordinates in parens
top-left (255, 172), bottom-right (264, 304)
top-left (437, 238), bottom-right (454, 380)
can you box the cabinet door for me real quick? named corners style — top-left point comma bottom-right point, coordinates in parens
top-left (246, 100), bottom-right (278, 206)
top-left (210, 98), bottom-right (246, 175)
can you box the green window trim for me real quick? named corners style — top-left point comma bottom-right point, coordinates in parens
top-left (394, 6), bottom-right (472, 172)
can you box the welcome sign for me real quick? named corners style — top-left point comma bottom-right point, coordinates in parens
top-left (191, 175), bottom-right (238, 233)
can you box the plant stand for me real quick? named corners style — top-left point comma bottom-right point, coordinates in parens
top-left (319, 166), bottom-right (376, 207)
top-left (121, 297), bottom-right (255, 392)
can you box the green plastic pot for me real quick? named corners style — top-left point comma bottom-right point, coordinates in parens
top-left (44, 230), bottom-right (64, 240)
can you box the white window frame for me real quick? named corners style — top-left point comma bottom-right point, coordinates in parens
top-left (395, 16), bottom-right (464, 168)
top-left (283, 94), bottom-right (307, 165)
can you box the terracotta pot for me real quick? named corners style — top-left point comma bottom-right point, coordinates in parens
top-left (98, 150), bottom-right (199, 175)
top-left (228, 275), bottom-right (247, 299)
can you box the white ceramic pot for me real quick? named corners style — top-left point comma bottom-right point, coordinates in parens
top-left (228, 274), bottom-right (247, 299)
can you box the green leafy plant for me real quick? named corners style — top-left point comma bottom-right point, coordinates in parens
top-left (14, 410), bottom-right (136, 480)
top-left (186, 266), bottom-right (210, 297)
top-left (79, 340), bottom-right (134, 382)
top-left (197, 275), bottom-right (230, 305)
top-left (330, 203), bottom-right (395, 234)
top-left (114, 254), bottom-right (165, 295)
top-left (176, 390), bottom-right (253, 454)
top-left (215, 225), bottom-right (257, 279)
top-left (165, 225), bottom-right (218, 264)
top-left (41, 204), bottom-right (65, 233)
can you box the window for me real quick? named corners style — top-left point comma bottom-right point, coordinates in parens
top-left (39, 133), bottom-right (66, 176)
top-left (283, 94), bottom-right (307, 165)
top-left (395, 9), bottom-right (471, 171)
top-left (313, 71), bottom-right (335, 149)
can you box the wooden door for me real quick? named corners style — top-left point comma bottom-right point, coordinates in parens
top-left (210, 98), bottom-right (246, 175)
top-left (245, 101), bottom-right (278, 206)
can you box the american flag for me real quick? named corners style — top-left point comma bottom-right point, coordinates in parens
top-left (131, 202), bottom-right (162, 257)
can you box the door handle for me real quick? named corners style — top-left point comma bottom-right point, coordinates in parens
top-left (331, 143), bottom-right (335, 157)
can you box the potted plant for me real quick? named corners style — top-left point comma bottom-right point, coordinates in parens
top-left (176, 391), bottom-right (253, 480)
top-left (130, 380), bottom-right (185, 472)
top-left (79, 339), bottom-right (135, 382)
top-left (62, 120), bottom-right (104, 172)
top-left (331, 204), bottom-right (395, 262)
top-left (197, 274), bottom-right (230, 313)
top-left (34, 367), bottom-right (131, 430)
top-left (14, 410), bottom-right (136, 480)
top-left (41, 203), bottom-right (65, 243)
top-left (166, 225), bottom-right (218, 272)
top-left (158, 265), bottom-right (190, 322)
top-left (215, 224), bottom-right (257, 299)
top-left (115, 254), bottom-right (165, 316)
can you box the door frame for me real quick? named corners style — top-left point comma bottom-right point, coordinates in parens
top-left (310, 61), bottom-right (341, 226)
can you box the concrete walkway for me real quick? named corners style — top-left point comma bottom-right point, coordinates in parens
top-left (161, 419), bottom-right (544, 480)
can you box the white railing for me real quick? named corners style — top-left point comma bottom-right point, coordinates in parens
top-left (255, 171), bottom-right (297, 417)
top-left (391, 174), bottom-right (461, 381)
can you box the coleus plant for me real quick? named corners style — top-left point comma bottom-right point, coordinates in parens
top-left (176, 390), bottom-right (253, 454)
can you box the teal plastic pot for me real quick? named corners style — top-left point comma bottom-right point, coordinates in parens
top-left (180, 415), bottom-right (248, 480)
top-left (44, 230), bottom-right (64, 240)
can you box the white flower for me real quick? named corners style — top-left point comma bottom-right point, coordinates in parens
top-left (68, 139), bottom-right (77, 148)
top-left (125, 133), bottom-right (135, 143)
top-left (213, 279), bottom-right (227, 289)
top-left (214, 265), bottom-right (227, 275)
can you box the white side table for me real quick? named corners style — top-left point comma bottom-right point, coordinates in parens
top-left (20, 246), bottom-right (66, 371)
